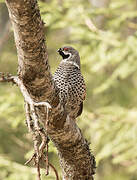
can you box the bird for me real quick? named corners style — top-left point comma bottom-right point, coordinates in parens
top-left (53, 46), bottom-right (86, 119)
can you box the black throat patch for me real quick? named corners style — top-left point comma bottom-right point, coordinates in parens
top-left (59, 51), bottom-right (70, 59)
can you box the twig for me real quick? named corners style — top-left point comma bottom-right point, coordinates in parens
top-left (0, 73), bottom-right (56, 180)
top-left (45, 143), bottom-right (49, 175)
top-left (0, 73), bottom-right (16, 84)
top-left (25, 152), bottom-right (59, 180)
top-left (39, 129), bottom-right (47, 154)
top-left (25, 103), bottom-right (33, 132)
top-left (15, 77), bottom-right (51, 180)
top-left (36, 160), bottom-right (41, 180)
top-left (49, 162), bottom-right (59, 180)
top-left (24, 153), bottom-right (36, 165)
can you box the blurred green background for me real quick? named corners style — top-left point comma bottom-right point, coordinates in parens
top-left (0, 0), bottom-right (137, 179)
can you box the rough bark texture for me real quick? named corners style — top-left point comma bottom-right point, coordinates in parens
top-left (5, 0), bottom-right (96, 179)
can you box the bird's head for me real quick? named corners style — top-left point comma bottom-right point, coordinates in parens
top-left (57, 46), bottom-right (81, 68)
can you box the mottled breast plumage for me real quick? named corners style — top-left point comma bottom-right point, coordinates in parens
top-left (54, 62), bottom-right (86, 102)
top-left (53, 46), bottom-right (86, 119)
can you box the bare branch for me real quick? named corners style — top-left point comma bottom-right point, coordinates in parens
top-left (0, 73), bottom-right (16, 84)
top-left (48, 162), bottom-right (59, 180)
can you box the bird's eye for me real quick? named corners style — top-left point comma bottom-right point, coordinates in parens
top-left (63, 47), bottom-right (69, 51)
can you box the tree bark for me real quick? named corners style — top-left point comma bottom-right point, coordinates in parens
top-left (5, 0), bottom-right (96, 179)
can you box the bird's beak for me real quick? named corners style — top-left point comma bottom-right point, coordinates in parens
top-left (57, 48), bottom-right (62, 53)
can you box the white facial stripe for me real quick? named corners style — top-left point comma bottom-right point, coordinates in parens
top-left (63, 51), bottom-right (71, 56)
top-left (67, 61), bottom-right (80, 69)
top-left (62, 51), bottom-right (80, 69)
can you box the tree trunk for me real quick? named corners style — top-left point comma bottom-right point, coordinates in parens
top-left (5, 0), bottom-right (96, 179)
